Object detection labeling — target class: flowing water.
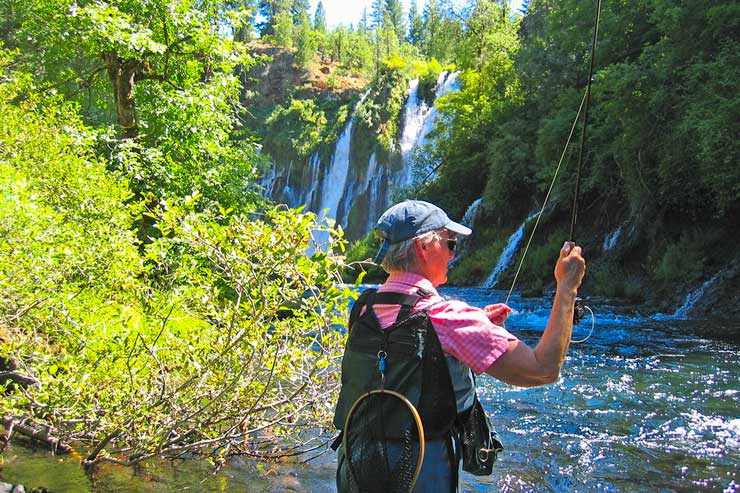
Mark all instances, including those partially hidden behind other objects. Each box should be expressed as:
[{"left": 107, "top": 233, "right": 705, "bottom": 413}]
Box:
[{"left": 2, "top": 288, "right": 739, "bottom": 492}]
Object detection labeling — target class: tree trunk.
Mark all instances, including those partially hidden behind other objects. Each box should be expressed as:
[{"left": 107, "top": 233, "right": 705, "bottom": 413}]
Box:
[{"left": 103, "top": 52, "right": 142, "bottom": 140}]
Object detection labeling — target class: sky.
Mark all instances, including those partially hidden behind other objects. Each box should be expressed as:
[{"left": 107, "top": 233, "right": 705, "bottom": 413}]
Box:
[{"left": 309, "top": 0, "right": 526, "bottom": 29}]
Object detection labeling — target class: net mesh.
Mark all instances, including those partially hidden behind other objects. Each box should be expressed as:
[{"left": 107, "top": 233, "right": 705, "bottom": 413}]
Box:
[{"left": 345, "top": 392, "right": 422, "bottom": 493}]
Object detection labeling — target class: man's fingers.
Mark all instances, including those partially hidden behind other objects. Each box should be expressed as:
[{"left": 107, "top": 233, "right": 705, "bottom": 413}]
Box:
[{"left": 561, "top": 241, "right": 574, "bottom": 258}]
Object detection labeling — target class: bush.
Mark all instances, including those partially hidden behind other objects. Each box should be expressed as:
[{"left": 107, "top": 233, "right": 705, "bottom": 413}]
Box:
[
  {"left": 591, "top": 262, "right": 644, "bottom": 301},
  {"left": 343, "top": 232, "right": 386, "bottom": 284},
  {"left": 652, "top": 235, "right": 705, "bottom": 285},
  {"left": 0, "top": 56, "right": 351, "bottom": 467}
]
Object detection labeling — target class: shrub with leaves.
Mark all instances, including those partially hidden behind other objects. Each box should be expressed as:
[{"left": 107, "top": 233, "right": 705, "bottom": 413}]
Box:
[{"left": 0, "top": 54, "right": 351, "bottom": 466}]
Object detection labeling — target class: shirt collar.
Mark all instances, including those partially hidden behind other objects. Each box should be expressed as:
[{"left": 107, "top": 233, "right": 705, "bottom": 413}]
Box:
[{"left": 383, "top": 271, "right": 439, "bottom": 296}]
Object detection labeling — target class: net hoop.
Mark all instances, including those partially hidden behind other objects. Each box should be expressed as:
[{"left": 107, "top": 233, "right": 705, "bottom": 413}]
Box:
[{"left": 343, "top": 389, "right": 426, "bottom": 491}]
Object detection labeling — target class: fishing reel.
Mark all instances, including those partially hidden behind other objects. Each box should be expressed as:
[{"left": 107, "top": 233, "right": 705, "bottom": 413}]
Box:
[
  {"left": 573, "top": 297, "right": 585, "bottom": 325},
  {"left": 571, "top": 297, "right": 595, "bottom": 344}
]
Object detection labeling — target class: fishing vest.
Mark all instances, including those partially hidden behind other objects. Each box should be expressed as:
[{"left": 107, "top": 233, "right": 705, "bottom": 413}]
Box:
[{"left": 333, "top": 288, "right": 459, "bottom": 440}]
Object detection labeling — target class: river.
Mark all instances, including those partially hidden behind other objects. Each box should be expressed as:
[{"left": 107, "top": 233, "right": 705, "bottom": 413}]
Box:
[{"left": 2, "top": 288, "right": 738, "bottom": 492}]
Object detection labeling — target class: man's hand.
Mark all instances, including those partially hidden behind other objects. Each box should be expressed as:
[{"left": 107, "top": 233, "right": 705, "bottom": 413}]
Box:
[
  {"left": 483, "top": 303, "right": 512, "bottom": 325},
  {"left": 554, "top": 241, "right": 585, "bottom": 294}
]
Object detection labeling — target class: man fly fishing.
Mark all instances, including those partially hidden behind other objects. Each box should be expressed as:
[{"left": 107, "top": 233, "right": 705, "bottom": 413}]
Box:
[{"left": 332, "top": 200, "right": 586, "bottom": 492}]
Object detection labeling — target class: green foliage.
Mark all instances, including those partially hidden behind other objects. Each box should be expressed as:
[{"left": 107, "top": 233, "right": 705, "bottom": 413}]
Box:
[
  {"left": 413, "top": 58, "right": 443, "bottom": 103},
  {"left": 679, "top": 41, "right": 740, "bottom": 213},
  {"left": 272, "top": 10, "right": 294, "bottom": 47},
  {"left": 591, "top": 262, "right": 644, "bottom": 301},
  {"left": 507, "top": 228, "right": 567, "bottom": 296},
  {"left": 314, "top": 1, "right": 327, "bottom": 33},
  {"left": 266, "top": 98, "right": 351, "bottom": 158},
  {"left": 419, "top": 0, "right": 465, "bottom": 63},
  {"left": 447, "top": 240, "right": 507, "bottom": 286},
  {"left": 354, "top": 63, "right": 409, "bottom": 150},
  {"left": 117, "top": 72, "right": 264, "bottom": 213},
  {"left": 0, "top": 40, "right": 351, "bottom": 466},
  {"left": 652, "top": 235, "right": 706, "bottom": 286},
  {"left": 295, "top": 13, "right": 319, "bottom": 68},
  {"left": 343, "top": 232, "right": 385, "bottom": 283},
  {"left": 420, "top": 0, "right": 737, "bottom": 299},
  {"left": 0, "top": 61, "right": 140, "bottom": 309}
]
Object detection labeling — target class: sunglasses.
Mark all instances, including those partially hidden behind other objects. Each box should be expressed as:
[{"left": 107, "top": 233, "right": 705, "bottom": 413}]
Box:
[{"left": 445, "top": 239, "right": 457, "bottom": 253}]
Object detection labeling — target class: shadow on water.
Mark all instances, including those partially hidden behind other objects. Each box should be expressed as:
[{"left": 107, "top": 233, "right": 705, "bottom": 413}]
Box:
[{"left": 2, "top": 288, "right": 739, "bottom": 492}]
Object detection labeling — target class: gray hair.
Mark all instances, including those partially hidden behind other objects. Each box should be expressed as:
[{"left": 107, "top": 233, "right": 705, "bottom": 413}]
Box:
[{"left": 380, "top": 230, "right": 442, "bottom": 273}]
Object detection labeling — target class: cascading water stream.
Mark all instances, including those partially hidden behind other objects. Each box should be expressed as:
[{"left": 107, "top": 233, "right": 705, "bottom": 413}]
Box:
[
  {"left": 483, "top": 212, "right": 537, "bottom": 289},
  {"left": 304, "top": 152, "right": 321, "bottom": 209},
  {"left": 602, "top": 224, "right": 622, "bottom": 252},
  {"left": 415, "top": 71, "right": 459, "bottom": 153},
  {"left": 449, "top": 197, "right": 482, "bottom": 269},
  {"left": 306, "top": 92, "right": 369, "bottom": 252},
  {"left": 272, "top": 73, "right": 461, "bottom": 243},
  {"left": 318, "top": 96, "right": 366, "bottom": 224},
  {"left": 398, "top": 71, "right": 460, "bottom": 188},
  {"left": 672, "top": 272, "right": 722, "bottom": 319}
]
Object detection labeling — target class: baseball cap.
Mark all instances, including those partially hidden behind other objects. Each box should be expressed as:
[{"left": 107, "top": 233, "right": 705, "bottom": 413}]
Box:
[{"left": 374, "top": 200, "right": 472, "bottom": 263}]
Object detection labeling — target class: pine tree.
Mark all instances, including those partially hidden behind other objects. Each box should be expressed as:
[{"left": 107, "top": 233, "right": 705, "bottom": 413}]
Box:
[
  {"left": 358, "top": 7, "right": 369, "bottom": 35},
  {"left": 408, "top": 0, "right": 423, "bottom": 45},
  {"left": 291, "top": 0, "right": 311, "bottom": 24},
  {"left": 314, "top": 1, "right": 327, "bottom": 32},
  {"left": 370, "top": 0, "right": 385, "bottom": 29},
  {"left": 384, "top": 0, "right": 405, "bottom": 42}
]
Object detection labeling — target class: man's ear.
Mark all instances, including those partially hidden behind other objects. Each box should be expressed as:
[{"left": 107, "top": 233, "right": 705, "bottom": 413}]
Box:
[{"left": 413, "top": 238, "right": 427, "bottom": 258}]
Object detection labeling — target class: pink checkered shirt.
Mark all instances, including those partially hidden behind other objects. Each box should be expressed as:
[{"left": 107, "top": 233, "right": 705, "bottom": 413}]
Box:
[{"left": 361, "top": 272, "right": 517, "bottom": 375}]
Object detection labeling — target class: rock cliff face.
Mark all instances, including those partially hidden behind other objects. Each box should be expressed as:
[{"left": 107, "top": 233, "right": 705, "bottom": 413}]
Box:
[{"left": 243, "top": 47, "right": 458, "bottom": 242}]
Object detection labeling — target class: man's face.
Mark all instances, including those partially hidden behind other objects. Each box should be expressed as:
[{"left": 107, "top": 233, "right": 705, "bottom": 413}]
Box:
[{"left": 419, "top": 229, "right": 457, "bottom": 286}]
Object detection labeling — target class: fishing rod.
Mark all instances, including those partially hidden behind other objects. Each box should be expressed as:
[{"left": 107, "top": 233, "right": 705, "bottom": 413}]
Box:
[
  {"left": 569, "top": 0, "right": 601, "bottom": 337},
  {"left": 504, "top": 0, "right": 602, "bottom": 342}
]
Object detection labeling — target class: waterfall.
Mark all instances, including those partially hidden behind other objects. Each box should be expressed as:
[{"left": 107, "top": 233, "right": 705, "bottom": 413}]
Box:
[
  {"left": 415, "top": 71, "right": 459, "bottom": 153},
  {"left": 449, "top": 197, "right": 482, "bottom": 269},
  {"left": 318, "top": 115, "right": 355, "bottom": 223},
  {"left": 398, "top": 71, "right": 460, "bottom": 188},
  {"left": 364, "top": 153, "right": 381, "bottom": 232},
  {"left": 308, "top": 93, "right": 369, "bottom": 251},
  {"left": 398, "top": 78, "right": 431, "bottom": 188},
  {"left": 603, "top": 225, "right": 622, "bottom": 252},
  {"left": 462, "top": 197, "right": 483, "bottom": 226},
  {"left": 303, "top": 152, "right": 321, "bottom": 209},
  {"left": 271, "top": 71, "right": 462, "bottom": 243},
  {"left": 483, "top": 212, "right": 537, "bottom": 289},
  {"left": 673, "top": 273, "right": 721, "bottom": 319}
]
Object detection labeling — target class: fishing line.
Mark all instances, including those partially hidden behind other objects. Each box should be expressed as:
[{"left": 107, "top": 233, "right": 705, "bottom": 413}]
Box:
[
  {"left": 570, "top": 305, "right": 595, "bottom": 343},
  {"left": 504, "top": 88, "right": 588, "bottom": 307}
]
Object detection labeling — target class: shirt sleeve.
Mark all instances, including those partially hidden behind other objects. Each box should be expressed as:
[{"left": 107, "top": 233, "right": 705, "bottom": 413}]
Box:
[{"left": 425, "top": 299, "right": 518, "bottom": 375}]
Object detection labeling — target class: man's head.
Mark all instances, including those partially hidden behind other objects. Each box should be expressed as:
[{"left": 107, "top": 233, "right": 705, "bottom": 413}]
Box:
[{"left": 374, "top": 200, "right": 471, "bottom": 285}]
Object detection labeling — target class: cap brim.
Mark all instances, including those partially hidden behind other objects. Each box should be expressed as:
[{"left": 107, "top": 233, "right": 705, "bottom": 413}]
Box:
[
  {"left": 373, "top": 239, "right": 390, "bottom": 264},
  {"left": 445, "top": 221, "right": 472, "bottom": 236}
]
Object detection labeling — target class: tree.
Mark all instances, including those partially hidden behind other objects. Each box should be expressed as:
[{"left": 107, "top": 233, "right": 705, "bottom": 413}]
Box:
[
  {"left": 358, "top": 7, "right": 370, "bottom": 35},
  {"left": 0, "top": 29, "right": 351, "bottom": 469},
  {"left": 273, "top": 9, "right": 295, "bottom": 46},
  {"left": 408, "top": 0, "right": 424, "bottom": 46},
  {"left": 314, "top": 0, "right": 327, "bottom": 32},
  {"left": 291, "top": 0, "right": 311, "bottom": 23},
  {"left": 371, "top": 0, "right": 385, "bottom": 29},
  {"left": 384, "top": 0, "right": 406, "bottom": 42},
  {"left": 257, "top": 0, "right": 292, "bottom": 36},
  {"left": 295, "top": 8, "right": 317, "bottom": 67}
]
